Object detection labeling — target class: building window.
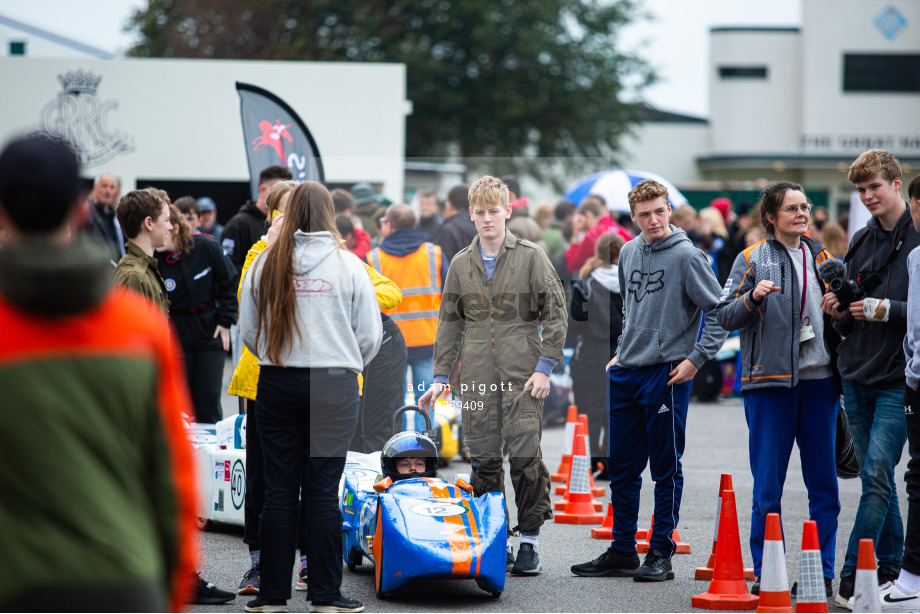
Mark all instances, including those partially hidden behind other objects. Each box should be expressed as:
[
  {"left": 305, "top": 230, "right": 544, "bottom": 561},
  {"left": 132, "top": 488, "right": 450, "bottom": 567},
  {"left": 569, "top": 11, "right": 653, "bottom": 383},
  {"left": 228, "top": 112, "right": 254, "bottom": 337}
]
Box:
[
  {"left": 843, "top": 54, "right": 920, "bottom": 92},
  {"left": 9, "top": 41, "right": 26, "bottom": 56},
  {"left": 718, "top": 66, "right": 768, "bottom": 79}
]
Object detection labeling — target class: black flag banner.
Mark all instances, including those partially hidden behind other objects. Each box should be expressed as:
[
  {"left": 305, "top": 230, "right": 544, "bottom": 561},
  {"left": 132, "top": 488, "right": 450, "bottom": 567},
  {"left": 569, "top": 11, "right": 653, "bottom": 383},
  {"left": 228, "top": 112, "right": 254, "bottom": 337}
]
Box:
[{"left": 236, "top": 82, "right": 324, "bottom": 200}]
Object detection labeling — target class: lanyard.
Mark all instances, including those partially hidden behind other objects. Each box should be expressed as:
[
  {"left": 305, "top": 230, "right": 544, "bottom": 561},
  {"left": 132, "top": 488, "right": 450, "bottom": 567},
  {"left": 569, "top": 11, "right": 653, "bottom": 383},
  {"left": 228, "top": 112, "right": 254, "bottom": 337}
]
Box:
[{"left": 799, "top": 244, "right": 807, "bottom": 321}]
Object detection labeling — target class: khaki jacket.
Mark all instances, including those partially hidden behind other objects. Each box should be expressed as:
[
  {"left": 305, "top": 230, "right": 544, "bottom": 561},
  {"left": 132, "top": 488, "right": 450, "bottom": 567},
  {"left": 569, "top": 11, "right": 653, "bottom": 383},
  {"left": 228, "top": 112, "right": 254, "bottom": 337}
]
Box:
[
  {"left": 114, "top": 241, "right": 169, "bottom": 312},
  {"left": 434, "top": 230, "right": 566, "bottom": 386}
]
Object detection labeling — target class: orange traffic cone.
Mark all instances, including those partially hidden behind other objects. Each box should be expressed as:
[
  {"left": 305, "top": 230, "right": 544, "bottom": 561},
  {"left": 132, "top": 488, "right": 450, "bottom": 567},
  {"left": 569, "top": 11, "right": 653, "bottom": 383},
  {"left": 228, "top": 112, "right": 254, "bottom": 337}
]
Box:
[
  {"left": 635, "top": 516, "right": 691, "bottom": 554},
  {"left": 851, "top": 539, "right": 881, "bottom": 613},
  {"left": 673, "top": 528, "right": 692, "bottom": 555},
  {"left": 555, "top": 423, "right": 603, "bottom": 512},
  {"left": 591, "top": 502, "right": 614, "bottom": 539},
  {"left": 691, "top": 489, "right": 759, "bottom": 610},
  {"left": 696, "top": 474, "right": 755, "bottom": 581},
  {"left": 756, "top": 513, "right": 793, "bottom": 613},
  {"left": 554, "top": 429, "right": 604, "bottom": 524},
  {"left": 637, "top": 516, "right": 654, "bottom": 553},
  {"left": 795, "top": 521, "right": 828, "bottom": 613},
  {"left": 551, "top": 405, "right": 578, "bottom": 482}
]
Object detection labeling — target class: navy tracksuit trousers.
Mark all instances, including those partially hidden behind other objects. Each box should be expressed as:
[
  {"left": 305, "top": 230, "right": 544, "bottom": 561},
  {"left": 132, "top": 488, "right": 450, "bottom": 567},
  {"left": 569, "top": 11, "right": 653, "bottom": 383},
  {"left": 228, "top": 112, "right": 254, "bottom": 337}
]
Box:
[
  {"left": 607, "top": 362, "right": 691, "bottom": 558},
  {"left": 744, "top": 377, "right": 839, "bottom": 578}
]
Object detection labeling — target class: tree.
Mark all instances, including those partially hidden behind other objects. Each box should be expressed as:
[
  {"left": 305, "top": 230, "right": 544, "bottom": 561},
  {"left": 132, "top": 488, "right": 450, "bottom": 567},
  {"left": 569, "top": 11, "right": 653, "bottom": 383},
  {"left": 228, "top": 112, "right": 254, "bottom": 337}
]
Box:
[{"left": 128, "top": 0, "right": 654, "bottom": 182}]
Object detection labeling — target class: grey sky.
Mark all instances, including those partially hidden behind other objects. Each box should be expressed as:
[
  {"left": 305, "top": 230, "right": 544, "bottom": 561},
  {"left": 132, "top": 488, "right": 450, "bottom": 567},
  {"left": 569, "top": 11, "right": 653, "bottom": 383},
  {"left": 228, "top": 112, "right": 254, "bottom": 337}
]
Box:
[{"left": 2, "top": 0, "right": 801, "bottom": 118}]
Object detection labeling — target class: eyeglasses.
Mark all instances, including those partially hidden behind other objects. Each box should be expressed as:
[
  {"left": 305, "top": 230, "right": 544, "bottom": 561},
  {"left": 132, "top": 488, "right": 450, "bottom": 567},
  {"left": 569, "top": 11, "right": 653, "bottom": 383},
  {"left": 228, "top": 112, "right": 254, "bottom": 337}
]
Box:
[
  {"left": 781, "top": 203, "right": 812, "bottom": 215},
  {"left": 377, "top": 217, "right": 387, "bottom": 225}
]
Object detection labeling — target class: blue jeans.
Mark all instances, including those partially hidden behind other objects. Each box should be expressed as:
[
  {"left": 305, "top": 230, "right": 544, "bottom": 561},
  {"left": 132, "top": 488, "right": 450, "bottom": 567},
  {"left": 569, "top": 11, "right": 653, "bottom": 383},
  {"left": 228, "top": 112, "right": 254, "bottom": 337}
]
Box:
[
  {"left": 840, "top": 381, "right": 907, "bottom": 579},
  {"left": 744, "top": 378, "right": 840, "bottom": 578},
  {"left": 403, "top": 356, "right": 434, "bottom": 430},
  {"left": 406, "top": 355, "right": 434, "bottom": 398}
]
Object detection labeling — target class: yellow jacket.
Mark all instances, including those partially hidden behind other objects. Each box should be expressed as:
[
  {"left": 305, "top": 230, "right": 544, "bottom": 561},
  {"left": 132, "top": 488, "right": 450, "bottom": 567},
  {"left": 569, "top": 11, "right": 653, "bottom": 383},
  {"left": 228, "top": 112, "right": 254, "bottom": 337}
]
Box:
[{"left": 227, "top": 238, "right": 401, "bottom": 400}]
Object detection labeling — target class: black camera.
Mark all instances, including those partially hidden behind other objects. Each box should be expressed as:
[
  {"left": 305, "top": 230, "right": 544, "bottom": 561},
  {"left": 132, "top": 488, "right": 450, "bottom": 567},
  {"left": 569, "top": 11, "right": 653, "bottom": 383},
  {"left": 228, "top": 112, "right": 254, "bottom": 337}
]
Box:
[
  {"left": 827, "top": 277, "right": 866, "bottom": 312},
  {"left": 818, "top": 258, "right": 867, "bottom": 313}
]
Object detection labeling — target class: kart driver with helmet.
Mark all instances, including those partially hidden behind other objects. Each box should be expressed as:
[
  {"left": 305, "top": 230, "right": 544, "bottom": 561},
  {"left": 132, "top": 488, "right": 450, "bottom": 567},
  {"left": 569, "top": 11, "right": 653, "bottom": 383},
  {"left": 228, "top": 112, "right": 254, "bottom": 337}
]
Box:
[{"left": 380, "top": 432, "right": 440, "bottom": 481}]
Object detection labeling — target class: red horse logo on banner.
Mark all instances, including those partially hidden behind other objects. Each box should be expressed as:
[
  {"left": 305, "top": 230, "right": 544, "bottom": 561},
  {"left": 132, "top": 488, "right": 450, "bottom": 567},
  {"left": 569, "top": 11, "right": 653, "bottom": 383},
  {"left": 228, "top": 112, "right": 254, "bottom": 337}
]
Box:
[{"left": 251, "top": 119, "right": 293, "bottom": 162}]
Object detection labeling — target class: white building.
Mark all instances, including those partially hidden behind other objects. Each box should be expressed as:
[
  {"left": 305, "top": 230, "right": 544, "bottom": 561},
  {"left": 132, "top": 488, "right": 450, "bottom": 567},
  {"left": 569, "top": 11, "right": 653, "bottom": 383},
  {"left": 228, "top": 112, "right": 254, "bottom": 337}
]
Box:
[
  {"left": 621, "top": 0, "right": 920, "bottom": 216},
  {"left": 0, "top": 13, "right": 411, "bottom": 221}
]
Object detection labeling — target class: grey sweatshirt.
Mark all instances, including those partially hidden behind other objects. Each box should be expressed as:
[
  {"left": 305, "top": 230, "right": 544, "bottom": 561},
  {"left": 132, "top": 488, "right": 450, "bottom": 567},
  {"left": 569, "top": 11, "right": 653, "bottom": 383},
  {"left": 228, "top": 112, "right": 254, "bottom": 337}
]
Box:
[
  {"left": 240, "top": 230, "right": 382, "bottom": 372},
  {"left": 616, "top": 226, "right": 728, "bottom": 368}
]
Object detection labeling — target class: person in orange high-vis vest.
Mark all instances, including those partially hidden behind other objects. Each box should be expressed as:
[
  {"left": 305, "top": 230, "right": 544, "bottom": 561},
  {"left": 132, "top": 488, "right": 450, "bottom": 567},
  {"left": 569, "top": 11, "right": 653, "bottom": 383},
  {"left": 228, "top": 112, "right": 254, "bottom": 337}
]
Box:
[{"left": 368, "top": 204, "right": 449, "bottom": 411}]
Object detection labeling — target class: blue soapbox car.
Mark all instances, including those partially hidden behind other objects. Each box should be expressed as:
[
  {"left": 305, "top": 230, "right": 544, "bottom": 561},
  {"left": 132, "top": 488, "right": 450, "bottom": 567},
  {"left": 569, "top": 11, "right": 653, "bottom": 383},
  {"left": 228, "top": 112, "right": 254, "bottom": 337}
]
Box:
[{"left": 340, "top": 406, "right": 507, "bottom": 598}]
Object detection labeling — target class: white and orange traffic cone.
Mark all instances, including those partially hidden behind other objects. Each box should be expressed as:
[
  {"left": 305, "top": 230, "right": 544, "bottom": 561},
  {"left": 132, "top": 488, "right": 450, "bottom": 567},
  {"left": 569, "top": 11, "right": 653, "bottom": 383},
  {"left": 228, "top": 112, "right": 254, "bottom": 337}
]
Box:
[
  {"left": 551, "top": 405, "right": 578, "bottom": 482},
  {"left": 794, "top": 520, "right": 827, "bottom": 613},
  {"left": 852, "top": 539, "right": 881, "bottom": 613},
  {"left": 556, "top": 416, "right": 605, "bottom": 497},
  {"left": 554, "top": 428, "right": 604, "bottom": 524},
  {"left": 555, "top": 422, "right": 603, "bottom": 512},
  {"left": 578, "top": 414, "right": 606, "bottom": 497},
  {"left": 696, "top": 474, "right": 755, "bottom": 581},
  {"left": 756, "top": 513, "right": 793, "bottom": 613}
]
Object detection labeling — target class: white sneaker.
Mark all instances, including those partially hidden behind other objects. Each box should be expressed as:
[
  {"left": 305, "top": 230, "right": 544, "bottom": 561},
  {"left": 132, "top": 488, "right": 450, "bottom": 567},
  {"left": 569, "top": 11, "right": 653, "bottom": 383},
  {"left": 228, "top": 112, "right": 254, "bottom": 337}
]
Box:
[{"left": 881, "top": 581, "right": 920, "bottom": 613}]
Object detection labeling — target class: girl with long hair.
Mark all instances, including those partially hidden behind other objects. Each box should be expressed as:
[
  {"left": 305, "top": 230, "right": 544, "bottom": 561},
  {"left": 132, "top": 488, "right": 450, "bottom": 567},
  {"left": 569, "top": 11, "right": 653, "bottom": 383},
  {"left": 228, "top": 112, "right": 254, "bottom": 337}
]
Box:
[{"left": 239, "top": 181, "right": 381, "bottom": 613}]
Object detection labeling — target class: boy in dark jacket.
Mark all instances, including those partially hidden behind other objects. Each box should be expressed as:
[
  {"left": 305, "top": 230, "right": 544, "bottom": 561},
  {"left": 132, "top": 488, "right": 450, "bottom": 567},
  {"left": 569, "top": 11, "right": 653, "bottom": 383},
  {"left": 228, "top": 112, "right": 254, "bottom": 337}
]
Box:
[{"left": 820, "top": 149, "right": 920, "bottom": 607}]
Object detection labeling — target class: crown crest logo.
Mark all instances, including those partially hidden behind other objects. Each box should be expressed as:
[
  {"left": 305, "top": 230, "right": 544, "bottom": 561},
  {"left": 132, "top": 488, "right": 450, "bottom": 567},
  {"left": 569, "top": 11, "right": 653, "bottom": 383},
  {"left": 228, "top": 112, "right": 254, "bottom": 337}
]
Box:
[{"left": 57, "top": 69, "right": 102, "bottom": 94}]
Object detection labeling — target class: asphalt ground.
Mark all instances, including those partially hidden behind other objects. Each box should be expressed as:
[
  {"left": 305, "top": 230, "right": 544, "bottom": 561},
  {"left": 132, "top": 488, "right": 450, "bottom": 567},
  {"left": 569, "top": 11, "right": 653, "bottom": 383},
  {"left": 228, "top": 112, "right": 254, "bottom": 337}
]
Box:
[{"left": 192, "top": 359, "right": 909, "bottom": 613}]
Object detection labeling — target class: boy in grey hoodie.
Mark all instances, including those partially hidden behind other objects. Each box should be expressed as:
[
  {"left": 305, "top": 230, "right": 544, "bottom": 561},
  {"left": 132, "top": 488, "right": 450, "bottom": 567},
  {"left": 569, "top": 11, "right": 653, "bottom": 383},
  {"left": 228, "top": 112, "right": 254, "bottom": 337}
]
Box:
[{"left": 572, "top": 180, "right": 727, "bottom": 582}]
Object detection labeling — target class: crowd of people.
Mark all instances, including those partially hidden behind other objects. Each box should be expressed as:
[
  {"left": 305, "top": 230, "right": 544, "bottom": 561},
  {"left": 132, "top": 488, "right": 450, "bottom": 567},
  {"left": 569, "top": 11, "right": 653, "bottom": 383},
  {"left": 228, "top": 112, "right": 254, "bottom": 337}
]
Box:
[{"left": 3, "top": 133, "right": 920, "bottom": 614}]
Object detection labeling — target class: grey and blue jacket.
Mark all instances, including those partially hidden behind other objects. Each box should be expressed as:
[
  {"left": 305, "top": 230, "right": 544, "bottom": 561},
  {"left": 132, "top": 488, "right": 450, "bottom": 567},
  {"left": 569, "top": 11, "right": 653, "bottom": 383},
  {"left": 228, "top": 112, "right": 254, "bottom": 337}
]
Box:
[{"left": 714, "top": 235, "right": 840, "bottom": 392}]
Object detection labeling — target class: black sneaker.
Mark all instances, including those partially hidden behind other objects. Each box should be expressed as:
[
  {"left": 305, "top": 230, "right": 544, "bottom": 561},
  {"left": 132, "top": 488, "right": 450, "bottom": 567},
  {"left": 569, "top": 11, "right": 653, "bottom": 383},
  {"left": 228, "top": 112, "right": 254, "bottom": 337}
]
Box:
[
  {"left": 790, "top": 576, "right": 833, "bottom": 598},
  {"left": 633, "top": 547, "right": 674, "bottom": 582},
  {"left": 880, "top": 569, "right": 901, "bottom": 585},
  {"left": 506, "top": 545, "right": 515, "bottom": 572},
  {"left": 245, "top": 597, "right": 288, "bottom": 613},
  {"left": 309, "top": 595, "right": 365, "bottom": 613},
  {"left": 835, "top": 574, "right": 854, "bottom": 609},
  {"left": 195, "top": 576, "right": 236, "bottom": 605},
  {"left": 510, "top": 543, "right": 543, "bottom": 575},
  {"left": 751, "top": 577, "right": 760, "bottom": 595},
  {"left": 571, "top": 545, "right": 640, "bottom": 577},
  {"left": 239, "top": 565, "right": 260, "bottom": 595}
]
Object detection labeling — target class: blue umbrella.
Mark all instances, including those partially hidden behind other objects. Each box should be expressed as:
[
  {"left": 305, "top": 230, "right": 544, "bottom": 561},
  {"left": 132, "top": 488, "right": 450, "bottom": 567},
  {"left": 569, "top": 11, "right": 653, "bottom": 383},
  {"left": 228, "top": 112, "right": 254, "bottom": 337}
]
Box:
[{"left": 565, "top": 169, "right": 689, "bottom": 213}]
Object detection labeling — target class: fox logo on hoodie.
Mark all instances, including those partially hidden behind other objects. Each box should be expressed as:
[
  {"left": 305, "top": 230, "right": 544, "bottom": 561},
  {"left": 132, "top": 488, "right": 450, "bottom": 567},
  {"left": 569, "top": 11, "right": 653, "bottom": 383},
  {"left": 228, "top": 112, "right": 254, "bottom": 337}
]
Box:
[{"left": 628, "top": 270, "right": 664, "bottom": 303}]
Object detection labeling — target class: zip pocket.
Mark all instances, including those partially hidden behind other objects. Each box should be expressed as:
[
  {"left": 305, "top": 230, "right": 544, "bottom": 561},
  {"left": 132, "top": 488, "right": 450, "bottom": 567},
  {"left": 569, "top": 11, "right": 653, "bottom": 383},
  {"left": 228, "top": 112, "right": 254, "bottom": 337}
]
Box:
[{"left": 749, "top": 331, "right": 757, "bottom": 374}]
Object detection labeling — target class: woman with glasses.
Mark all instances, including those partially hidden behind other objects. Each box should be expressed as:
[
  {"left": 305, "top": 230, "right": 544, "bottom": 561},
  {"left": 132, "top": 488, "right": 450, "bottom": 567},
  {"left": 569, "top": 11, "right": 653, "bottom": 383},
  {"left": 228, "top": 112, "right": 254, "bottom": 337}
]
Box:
[{"left": 714, "top": 181, "right": 841, "bottom": 596}]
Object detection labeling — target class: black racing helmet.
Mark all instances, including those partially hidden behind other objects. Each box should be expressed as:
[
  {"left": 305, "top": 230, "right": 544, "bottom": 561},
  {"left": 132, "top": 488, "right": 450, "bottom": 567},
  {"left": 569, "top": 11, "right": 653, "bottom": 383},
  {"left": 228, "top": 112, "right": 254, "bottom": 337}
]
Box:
[{"left": 380, "top": 431, "right": 439, "bottom": 481}]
